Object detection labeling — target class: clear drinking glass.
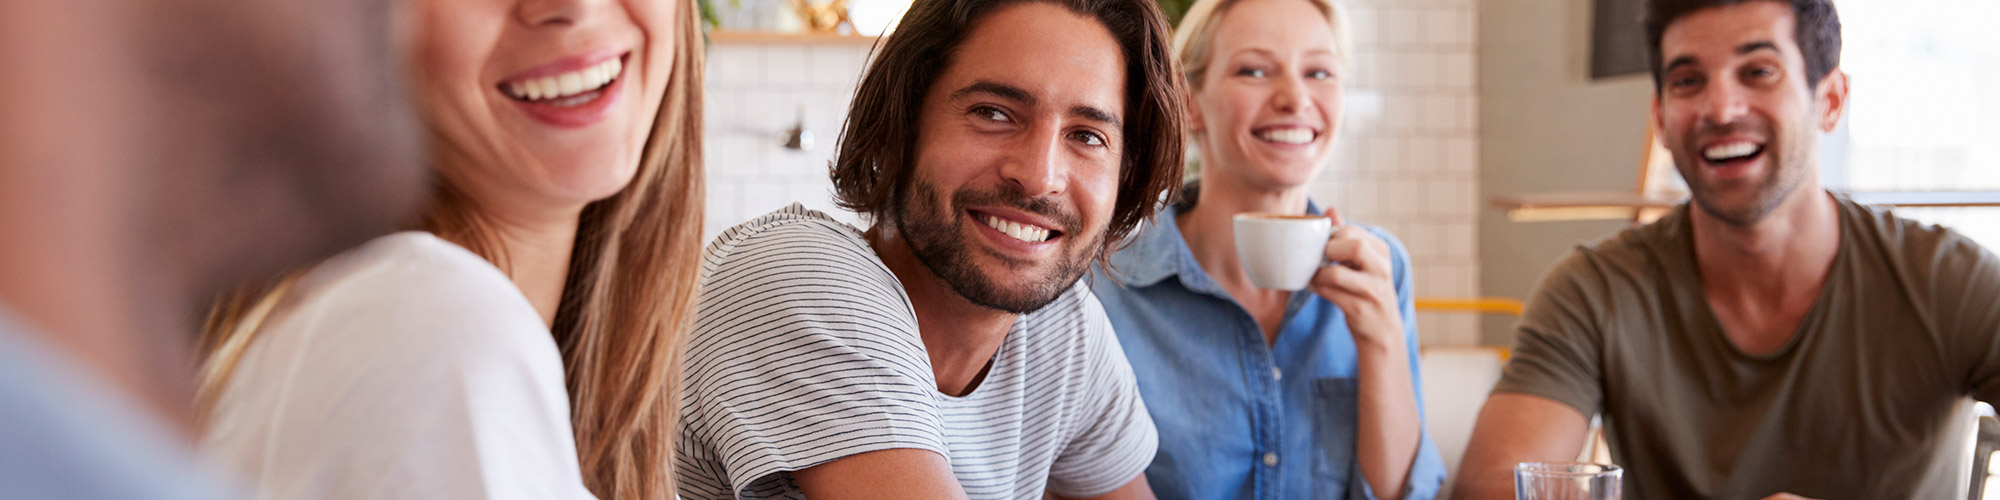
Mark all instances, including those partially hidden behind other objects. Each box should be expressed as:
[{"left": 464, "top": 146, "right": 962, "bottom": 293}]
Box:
[{"left": 1514, "top": 462, "right": 1622, "bottom": 500}]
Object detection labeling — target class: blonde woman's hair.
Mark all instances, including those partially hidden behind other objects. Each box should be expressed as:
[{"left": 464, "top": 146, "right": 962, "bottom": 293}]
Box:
[
  {"left": 199, "top": 0, "right": 705, "bottom": 498},
  {"left": 1171, "top": 0, "right": 1351, "bottom": 91}
]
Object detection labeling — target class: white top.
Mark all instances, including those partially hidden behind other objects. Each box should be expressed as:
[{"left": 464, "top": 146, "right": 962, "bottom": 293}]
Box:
[
  {"left": 677, "top": 205, "right": 1157, "bottom": 500},
  {"left": 203, "top": 232, "right": 597, "bottom": 500}
]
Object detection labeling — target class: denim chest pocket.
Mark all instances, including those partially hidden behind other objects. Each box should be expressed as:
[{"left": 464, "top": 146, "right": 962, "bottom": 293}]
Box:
[
  {"left": 1304, "top": 376, "right": 1368, "bottom": 488},
  {"left": 1311, "top": 377, "right": 1359, "bottom": 483}
]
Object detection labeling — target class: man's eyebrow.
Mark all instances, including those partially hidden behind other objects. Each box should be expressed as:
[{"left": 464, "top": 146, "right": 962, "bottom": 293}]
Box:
[
  {"left": 952, "top": 80, "right": 1121, "bottom": 132},
  {"left": 1737, "top": 40, "right": 1778, "bottom": 56},
  {"left": 951, "top": 81, "right": 1037, "bottom": 106},
  {"left": 1664, "top": 40, "right": 1781, "bottom": 74},
  {"left": 1664, "top": 55, "right": 1698, "bottom": 75},
  {"left": 1069, "top": 105, "right": 1122, "bottom": 133}
]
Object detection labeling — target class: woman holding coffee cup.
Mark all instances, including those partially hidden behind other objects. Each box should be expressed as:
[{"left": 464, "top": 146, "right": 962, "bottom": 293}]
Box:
[{"left": 1088, "top": 0, "right": 1444, "bottom": 497}]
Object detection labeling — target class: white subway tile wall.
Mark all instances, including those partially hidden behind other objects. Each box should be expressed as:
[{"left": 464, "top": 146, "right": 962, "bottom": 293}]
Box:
[
  {"left": 702, "top": 41, "right": 869, "bottom": 237},
  {"left": 702, "top": 0, "right": 1483, "bottom": 345}
]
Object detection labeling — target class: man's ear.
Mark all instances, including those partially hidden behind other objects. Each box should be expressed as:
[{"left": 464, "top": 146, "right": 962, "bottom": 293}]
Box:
[
  {"left": 1651, "top": 94, "right": 1666, "bottom": 139},
  {"left": 1815, "top": 68, "right": 1850, "bottom": 133}
]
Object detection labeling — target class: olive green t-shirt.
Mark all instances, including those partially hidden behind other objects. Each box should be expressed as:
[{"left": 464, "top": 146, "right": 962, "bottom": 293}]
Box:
[{"left": 1495, "top": 193, "right": 2000, "bottom": 499}]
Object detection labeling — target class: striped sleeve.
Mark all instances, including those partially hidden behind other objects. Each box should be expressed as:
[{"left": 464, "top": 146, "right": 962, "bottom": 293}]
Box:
[
  {"left": 1044, "top": 291, "right": 1158, "bottom": 497},
  {"left": 680, "top": 210, "right": 949, "bottom": 498}
]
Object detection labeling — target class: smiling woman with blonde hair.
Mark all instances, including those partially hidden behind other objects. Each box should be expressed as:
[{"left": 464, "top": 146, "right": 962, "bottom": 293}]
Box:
[
  {"left": 195, "top": 0, "right": 705, "bottom": 498},
  {"left": 1088, "top": 0, "right": 1446, "bottom": 498}
]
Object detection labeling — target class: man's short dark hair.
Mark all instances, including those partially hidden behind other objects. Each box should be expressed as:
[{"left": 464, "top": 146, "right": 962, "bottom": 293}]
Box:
[
  {"left": 828, "top": 0, "right": 1188, "bottom": 258},
  {"left": 1644, "top": 0, "right": 1841, "bottom": 92}
]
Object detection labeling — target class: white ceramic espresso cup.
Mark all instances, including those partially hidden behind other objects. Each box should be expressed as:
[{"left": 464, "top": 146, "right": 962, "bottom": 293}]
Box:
[{"left": 1232, "top": 213, "right": 1335, "bottom": 291}]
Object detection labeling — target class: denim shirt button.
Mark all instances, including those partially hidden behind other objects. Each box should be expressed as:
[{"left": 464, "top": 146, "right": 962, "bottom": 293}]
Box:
[
  {"left": 1271, "top": 367, "right": 1282, "bottom": 381},
  {"left": 1262, "top": 452, "right": 1279, "bottom": 467}
]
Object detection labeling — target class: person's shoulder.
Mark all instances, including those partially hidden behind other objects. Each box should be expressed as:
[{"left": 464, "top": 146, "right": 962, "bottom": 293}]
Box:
[
  {"left": 278, "top": 232, "right": 549, "bottom": 364},
  {"left": 697, "top": 204, "right": 903, "bottom": 315},
  {"left": 690, "top": 206, "right": 920, "bottom": 370},
  {"left": 1845, "top": 199, "right": 2000, "bottom": 282},
  {"left": 1589, "top": 210, "right": 1682, "bottom": 261},
  {"left": 700, "top": 204, "right": 894, "bottom": 288},
  {"left": 1534, "top": 207, "right": 1692, "bottom": 289},
  {"left": 306, "top": 231, "right": 522, "bottom": 300},
  {"left": 1847, "top": 197, "right": 1975, "bottom": 253},
  {"left": 705, "top": 203, "right": 871, "bottom": 264}
]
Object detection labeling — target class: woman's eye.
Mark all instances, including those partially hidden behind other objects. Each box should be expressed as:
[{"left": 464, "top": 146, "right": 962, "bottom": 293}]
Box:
[
  {"left": 1235, "top": 67, "right": 1267, "bottom": 78},
  {"left": 1306, "top": 69, "right": 1334, "bottom": 80},
  {"left": 1070, "top": 130, "right": 1106, "bottom": 147},
  {"left": 972, "top": 106, "right": 1011, "bottom": 123}
]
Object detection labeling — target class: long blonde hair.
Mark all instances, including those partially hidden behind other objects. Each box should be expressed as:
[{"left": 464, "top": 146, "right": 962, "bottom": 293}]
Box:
[{"left": 199, "top": 0, "right": 705, "bottom": 498}]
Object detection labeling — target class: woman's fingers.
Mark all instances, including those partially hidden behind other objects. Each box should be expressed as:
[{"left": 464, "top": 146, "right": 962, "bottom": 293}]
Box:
[{"left": 1323, "top": 226, "right": 1391, "bottom": 276}]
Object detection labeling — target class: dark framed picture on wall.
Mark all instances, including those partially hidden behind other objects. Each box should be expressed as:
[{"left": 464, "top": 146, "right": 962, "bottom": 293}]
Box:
[{"left": 1591, "top": 0, "right": 1648, "bottom": 79}]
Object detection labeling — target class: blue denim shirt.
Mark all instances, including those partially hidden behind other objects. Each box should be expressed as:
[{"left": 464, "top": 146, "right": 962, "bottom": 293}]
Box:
[{"left": 1088, "top": 201, "right": 1445, "bottom": 500}]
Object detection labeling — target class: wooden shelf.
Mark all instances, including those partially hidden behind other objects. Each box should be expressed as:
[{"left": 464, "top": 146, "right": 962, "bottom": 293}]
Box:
[
  {"left": 708, "top": 30, "right": 880, "bottom": 45},
  {"left": 1494, "top": 191, "right": 2000, "bottom": 222},
  {"left": 1490, "top": 192, "right": 1678, "bottom": 222}
]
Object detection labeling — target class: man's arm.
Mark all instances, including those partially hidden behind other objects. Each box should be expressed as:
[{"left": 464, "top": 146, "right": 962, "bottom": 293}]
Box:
[
  {"left": 1449, "top": 393, "right": 1590, "bottom": 500},
  {"left": 794, "top": 449, "right": 970, "bottom": 500},
  {"left": 1049, "top": 475, "right": 1154, "bottom": 500}
]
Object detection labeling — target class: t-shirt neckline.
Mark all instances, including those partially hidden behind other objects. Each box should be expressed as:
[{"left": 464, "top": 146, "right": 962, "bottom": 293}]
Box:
[{"left": 1671, "top": 193, "right": 1853, "bottom": 361}]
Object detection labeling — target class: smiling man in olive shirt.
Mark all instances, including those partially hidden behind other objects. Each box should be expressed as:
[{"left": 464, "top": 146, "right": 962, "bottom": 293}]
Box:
[{"left": 1452, "top": 1, "right": 2000, "bottom": 499}]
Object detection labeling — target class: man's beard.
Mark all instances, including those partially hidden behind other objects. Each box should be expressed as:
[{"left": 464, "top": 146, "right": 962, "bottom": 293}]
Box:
[
  {"left": 894, "top": 179, "right": 1096, "bottom": 314},
  {"left": 1672, "top": 116, "right": 1814, "bottom": 227}
]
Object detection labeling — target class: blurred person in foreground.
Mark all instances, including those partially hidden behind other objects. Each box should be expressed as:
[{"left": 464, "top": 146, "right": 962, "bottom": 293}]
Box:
[
  {"left": 1453, "top": 1, "right": 2000, "bottom": 498},
  {"left": 0, "top": 0, "right": 424, "bottom": 497},
  {"left": 1087, "top": 0, "right": 1442, "bottom": 498}
]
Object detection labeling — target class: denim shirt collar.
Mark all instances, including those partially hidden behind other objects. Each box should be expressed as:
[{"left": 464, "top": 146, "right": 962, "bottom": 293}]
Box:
[{"left": 1106, "top": 198, "right": 1324, "bottom": 297}]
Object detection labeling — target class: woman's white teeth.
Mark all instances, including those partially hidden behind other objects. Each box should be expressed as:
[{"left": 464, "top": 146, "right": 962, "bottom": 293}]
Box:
[
  {"left": 984, "top": 215, "right": 1051, "bottom": 243},
  {"left": 505, "top": 58, "right": 622, "bottom": 102},
  {"left": 1256, "top": 128, "right": 1315, "bottom": 145},
  {"left": 1703, "top": 142, "right": 1760, "bottom": 162}
]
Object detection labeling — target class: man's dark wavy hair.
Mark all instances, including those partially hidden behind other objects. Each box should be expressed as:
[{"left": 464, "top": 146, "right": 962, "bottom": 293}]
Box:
[{"left": 1644, "top": 0, "right": 1841, "bottom": 92}]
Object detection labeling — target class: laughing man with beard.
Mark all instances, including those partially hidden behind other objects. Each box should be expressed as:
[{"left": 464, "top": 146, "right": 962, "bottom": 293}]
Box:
[{"left": 1452, "top": 1, "right": 2000, "bottom": 499}]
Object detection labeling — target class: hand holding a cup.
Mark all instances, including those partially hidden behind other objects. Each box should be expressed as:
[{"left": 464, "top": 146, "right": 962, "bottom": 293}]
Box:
[
  {"left": 1305, "top": 208, "right": 1404, "bottom": 347},
  {"left": 1230, "top": 208, "right": 1405, "bottom": 346}
]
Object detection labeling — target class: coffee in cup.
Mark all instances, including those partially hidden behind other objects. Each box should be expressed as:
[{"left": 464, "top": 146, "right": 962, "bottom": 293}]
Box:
[{"left": 1232, "top": 212, "right": 1335, "bottom": 291}]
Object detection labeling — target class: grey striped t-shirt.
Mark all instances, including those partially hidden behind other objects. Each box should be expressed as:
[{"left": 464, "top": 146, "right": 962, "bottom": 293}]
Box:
[{"left": 678, "top": 204, "right": 1157, "bottom": 500}]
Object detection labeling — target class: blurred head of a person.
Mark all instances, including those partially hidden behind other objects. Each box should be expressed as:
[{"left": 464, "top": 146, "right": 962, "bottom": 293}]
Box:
[
  {"left": 830, "top": 0, "right": 1186, "bottom": 314},
  {"left": 1646, "top": 0, "right": 1847, "bottom": 226},
  {"left": 0, "top": 0, "right": 424, "bottom": 424},
  {"left": 1176, "top": 0, "right": 1351, "bottom": 197}
]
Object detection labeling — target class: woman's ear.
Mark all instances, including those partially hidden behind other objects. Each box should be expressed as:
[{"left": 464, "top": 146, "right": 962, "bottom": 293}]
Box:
[{"left": 1186, "top": 88, "right": 1206, "bottom": 136}]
